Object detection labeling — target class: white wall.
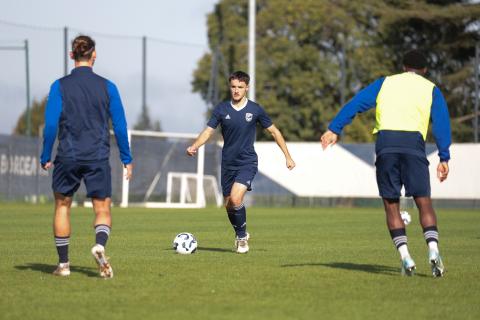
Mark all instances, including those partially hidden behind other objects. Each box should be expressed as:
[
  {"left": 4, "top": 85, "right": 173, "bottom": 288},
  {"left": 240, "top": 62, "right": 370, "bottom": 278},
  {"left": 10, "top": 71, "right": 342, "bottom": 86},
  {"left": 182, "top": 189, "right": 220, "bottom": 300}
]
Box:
[
  {"left": 255, "top": 142, "right": 480, "bottom": 199},
  {"left": 428, "top": 144, "right": 480, "bottom": 199}
]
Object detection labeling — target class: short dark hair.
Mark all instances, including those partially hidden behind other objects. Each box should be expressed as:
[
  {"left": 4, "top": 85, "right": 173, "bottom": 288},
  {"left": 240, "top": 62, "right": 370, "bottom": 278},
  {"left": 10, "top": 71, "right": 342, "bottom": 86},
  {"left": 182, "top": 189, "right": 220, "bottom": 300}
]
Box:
[
  {"left": 229, "top": 71, "right": 250, "bottom": 85},
  {"left": 71, "top": 35, "right": 95, "bottom": 61},
  {"left": 402, "top": 50, "right": 427, "bottom": 70}
]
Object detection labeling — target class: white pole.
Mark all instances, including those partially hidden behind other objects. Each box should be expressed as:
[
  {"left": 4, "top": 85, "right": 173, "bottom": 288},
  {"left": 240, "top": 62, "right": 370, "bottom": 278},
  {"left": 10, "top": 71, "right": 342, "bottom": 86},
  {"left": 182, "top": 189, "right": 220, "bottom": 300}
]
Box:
[
  {"left": 196, "top": 145, "right": 205, "bottom": 207},
  {"left": 474, "top": 43, "right": 479, "bottom": 143},
  {"left": 120, "top": 130, "right": 132, "bottom": 208},
  {"left": 180, "top": 175, "right": 187, "bottom": 204},
  {"left": 166, "top": 173, "right": 173, "bottom": 203},
  {"left": 248, "top": 0, "right": 256, "bottom": 101}
]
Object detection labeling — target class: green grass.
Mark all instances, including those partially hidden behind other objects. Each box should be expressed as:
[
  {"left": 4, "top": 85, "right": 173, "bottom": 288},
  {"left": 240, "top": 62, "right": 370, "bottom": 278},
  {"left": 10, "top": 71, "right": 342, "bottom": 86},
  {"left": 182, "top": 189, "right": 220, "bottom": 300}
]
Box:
[{"left": 0, "top": 204, "right": 479, "bottom": 320}]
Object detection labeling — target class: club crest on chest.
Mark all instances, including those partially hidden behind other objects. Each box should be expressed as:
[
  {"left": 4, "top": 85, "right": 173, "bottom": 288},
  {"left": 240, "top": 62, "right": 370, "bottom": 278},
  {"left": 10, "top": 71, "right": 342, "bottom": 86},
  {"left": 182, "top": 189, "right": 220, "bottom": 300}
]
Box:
[{"left": 245, "top": 113, "right": 253, "bottom": 122}]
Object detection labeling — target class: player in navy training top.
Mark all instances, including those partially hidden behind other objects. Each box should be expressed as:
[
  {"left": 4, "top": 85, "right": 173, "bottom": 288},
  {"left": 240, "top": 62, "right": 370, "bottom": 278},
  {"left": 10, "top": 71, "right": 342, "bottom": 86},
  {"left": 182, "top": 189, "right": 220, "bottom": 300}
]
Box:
[
  {"left": 321, "top": 50, "right": 451, "bottom": 277},
  {"left": 40, "top": 35, "right": 133, "bottom": 278},
  {"left": 187, "top": 71, "right": 295, "bottom": 253}
]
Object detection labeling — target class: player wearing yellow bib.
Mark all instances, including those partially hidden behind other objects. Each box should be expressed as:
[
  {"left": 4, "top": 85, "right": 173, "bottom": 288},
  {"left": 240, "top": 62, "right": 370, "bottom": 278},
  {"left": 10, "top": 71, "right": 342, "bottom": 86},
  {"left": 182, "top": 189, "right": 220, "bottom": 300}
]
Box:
[{"left": 321, "top": 50, "right": 451, "bottom": 277}]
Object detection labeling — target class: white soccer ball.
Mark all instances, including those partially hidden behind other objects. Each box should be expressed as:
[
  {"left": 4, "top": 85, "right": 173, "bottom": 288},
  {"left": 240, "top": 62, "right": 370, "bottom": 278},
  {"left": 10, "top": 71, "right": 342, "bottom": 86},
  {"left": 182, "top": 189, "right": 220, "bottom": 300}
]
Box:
[
  {"left": 400, "top": 211, "right": 412, "bottom": 225},
  {"left": 173, "top": 232, "right": 198, "bottom": 254}
]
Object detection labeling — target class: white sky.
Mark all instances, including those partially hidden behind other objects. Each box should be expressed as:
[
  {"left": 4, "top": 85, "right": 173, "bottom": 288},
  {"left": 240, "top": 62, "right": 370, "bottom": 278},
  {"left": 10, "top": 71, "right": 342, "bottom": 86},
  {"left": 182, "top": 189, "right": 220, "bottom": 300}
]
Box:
[{"left": 0, "top": 0, "right": 219, "bottom": 134}]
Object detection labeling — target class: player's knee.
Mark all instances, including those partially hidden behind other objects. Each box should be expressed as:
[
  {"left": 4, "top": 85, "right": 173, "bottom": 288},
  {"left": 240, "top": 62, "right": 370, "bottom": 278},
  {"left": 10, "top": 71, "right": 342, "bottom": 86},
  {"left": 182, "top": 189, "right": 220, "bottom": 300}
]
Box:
[
  {"left": 414, "top": 196, "right": 433, "bottom": 211},
  {"left": 229, "top": 196, "right": 243, "bottom": 208},
  {"left": 55, "top": 196, "right": 72, "bottom": 208},
  {"left": 94, "top": 207, "right": 111, "bottom": 217}
]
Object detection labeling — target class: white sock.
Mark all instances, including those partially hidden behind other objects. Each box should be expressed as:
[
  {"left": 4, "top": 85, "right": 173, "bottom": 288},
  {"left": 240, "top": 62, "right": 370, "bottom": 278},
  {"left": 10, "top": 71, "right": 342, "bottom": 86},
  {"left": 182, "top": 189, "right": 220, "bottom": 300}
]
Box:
[
  {"left": 398, "top": 244, "right": 411, "bottom": 260},
  {"left": 428, "top": 241, "right": 439, "bottom": 253}
]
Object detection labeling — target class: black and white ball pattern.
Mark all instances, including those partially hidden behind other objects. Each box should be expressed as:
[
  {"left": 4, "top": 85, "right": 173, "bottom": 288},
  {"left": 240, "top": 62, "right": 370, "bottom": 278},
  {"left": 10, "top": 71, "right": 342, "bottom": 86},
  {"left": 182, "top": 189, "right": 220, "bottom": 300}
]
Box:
[{"left": 173, "top": 233, "right": 198, "bottom": 254}]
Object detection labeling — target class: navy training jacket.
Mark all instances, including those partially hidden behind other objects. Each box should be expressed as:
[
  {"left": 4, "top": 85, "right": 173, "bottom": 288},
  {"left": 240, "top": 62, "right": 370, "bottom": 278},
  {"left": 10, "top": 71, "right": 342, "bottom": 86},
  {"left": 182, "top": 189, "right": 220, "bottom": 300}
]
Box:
[{"left": 40, "top": 66, "right": 132, "bottom": 165}]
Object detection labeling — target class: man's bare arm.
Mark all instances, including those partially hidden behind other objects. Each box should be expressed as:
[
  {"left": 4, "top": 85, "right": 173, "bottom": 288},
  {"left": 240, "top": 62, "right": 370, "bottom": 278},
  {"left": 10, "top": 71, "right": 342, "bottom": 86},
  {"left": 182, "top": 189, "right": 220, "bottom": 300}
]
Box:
[
  {"left": 265, "top": 124, "right": 295, "bottom": 170},
  {"left": 186, "top": 127, "right": 215, "bottom": 156}
]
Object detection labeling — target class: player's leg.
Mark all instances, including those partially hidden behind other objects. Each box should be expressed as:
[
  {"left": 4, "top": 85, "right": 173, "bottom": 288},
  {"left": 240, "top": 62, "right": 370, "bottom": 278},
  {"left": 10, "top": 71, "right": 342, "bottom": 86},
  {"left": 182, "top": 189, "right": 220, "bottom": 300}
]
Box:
[
  {"left": 83, "top": 160, "right": 113, "bottom": 278},
  {"left": 52, "top": 192, "right": 73, "bottom": 276},
  {"left": 403, "top": 154, "right": 445, "bottom": 277},
  {"left": 414, "top": 196, "right": 445, "bottom": 277},
  {"left": 92, "top": 197, "right": 112, "bottom": 247},
  {"left": 414, "top": 197, "right": 438, "bottom": 250},
  {"left": 383, "top": 198, "right": 415, "bottom": 275},
  {"left": 90, "top": 197, "right": 113, "bottom": 278},
  {"left": 227, "top": 182, "right": 249, "bottom": 253},
  {"left": 51, "top": 160, "right": 81, "bottom": 276},
  {"left": 221, "top": 166, "right": 256, "bottom": 253},
  {"left": 228, "top": 167, "right": 257, "bottom": 253},
  {"left": 226, "top": 182, "right": 249, "bottom": 238},
  {"left": 376, "top": 153, "right": 415, "bottom": 275},
  {"left": 221, "top": 168, "right": 241, "bottom": 238}
]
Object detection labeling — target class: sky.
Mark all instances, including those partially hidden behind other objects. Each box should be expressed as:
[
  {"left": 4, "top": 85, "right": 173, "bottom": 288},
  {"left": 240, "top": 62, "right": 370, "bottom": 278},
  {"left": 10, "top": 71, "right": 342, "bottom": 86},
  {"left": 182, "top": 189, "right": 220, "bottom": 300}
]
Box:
[{"left": 0, "top": 0, "right": 219, "bottom": 135}]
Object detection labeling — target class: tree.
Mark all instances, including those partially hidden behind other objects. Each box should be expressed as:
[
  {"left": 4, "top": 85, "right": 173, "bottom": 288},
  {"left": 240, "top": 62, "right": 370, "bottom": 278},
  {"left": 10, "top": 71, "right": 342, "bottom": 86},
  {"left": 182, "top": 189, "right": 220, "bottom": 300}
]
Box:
[
  {"left": 192, "top": 0, "right": 480, "bottom": 142},
  {"left": 13, "top": 97, "right": 47, "bottom": 136}
]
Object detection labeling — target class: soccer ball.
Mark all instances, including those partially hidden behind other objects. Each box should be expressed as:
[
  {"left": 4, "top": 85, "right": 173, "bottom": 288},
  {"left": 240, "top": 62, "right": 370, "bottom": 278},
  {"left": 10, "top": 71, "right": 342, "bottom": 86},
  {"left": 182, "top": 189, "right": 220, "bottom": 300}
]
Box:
[
  {"left": 400, "top": 211, "right": 412, "bottom": 225},
  {"left": 173, "top": 233, "right": 198, "bottom": 254}
]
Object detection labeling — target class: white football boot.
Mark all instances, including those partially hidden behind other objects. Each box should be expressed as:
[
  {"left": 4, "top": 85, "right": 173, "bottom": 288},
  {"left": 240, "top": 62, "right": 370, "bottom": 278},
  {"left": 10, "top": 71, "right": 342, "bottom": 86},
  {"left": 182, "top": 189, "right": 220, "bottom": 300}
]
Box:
[
  {"left": 52, "top": 262, "right": 70, "bottom": 277},
  {"left": 91, "top": 244, "right": 113, "bottom": 279},
  {"left": 235, "top": 232, "right": 250, "bottom": 254},
  {"left": 401, "top": 256, "right": 416, "bottom": 276},
  {"left": 428, "top": 250, "right": 445, "bottom": 278}
]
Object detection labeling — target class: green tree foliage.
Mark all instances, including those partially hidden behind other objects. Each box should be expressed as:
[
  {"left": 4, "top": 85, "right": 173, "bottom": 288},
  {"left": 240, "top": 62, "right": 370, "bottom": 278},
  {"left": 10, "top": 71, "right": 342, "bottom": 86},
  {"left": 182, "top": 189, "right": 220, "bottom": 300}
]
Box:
[
  {"left": 13, "top": 97, "right": 46, "bottom": 136},
  {"left": 192, "top": 0, "right": 480, "bottom": 142}
]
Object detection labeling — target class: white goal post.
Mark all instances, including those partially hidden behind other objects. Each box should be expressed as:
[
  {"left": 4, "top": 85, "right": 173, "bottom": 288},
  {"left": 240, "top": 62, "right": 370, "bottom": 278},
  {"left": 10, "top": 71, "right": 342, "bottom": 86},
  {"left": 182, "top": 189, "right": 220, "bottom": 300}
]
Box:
[
  {"left": 116, "top": 129, "right": 221, "bottom": 208},
  {"left": 165, "top": 172, "right": 223, "bottom": 207}
]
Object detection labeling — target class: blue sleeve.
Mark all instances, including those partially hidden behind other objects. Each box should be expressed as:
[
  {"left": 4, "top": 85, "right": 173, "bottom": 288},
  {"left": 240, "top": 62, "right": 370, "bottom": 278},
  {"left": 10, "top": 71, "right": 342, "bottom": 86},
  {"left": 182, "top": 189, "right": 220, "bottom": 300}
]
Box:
[
  {"left": 107, "top": 80, "right": 132, "bottom": 165},
  {"left": 207, "top": 105, "right": 222, "bottom": 129},
  {"left": 328, "top": 77, "right": 385, "bottom": 135},
  {"left": 431, "top": 87, "right": 451, "bottom": 162},
  {"left": 257, "top": 106, "right": 273, "bottom": 128},
  {"left": 40, "top": 80, "right": 62, "bottom": 165}
]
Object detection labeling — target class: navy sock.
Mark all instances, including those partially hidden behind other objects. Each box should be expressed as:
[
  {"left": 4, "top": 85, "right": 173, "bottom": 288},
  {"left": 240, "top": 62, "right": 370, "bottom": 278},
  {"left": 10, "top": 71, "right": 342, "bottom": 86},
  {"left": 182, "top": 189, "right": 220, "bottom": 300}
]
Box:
[
  {"left": 423, "top": 225, "right": 439, "bottom": 244},
  {"left": 226, "top": 209, "right": 236, "bottom": 226},
  {"left": 227, "top": 204, "right": 247, "bottom": 238},
  {"left": 389, "top": 228, "right": 407, "bottom": 249},
  {"left": 95, "top": 224, "right": 111, "bottom": 247},
  {"left": 55, "top": 236, "right": 69, "bottom": 263}
]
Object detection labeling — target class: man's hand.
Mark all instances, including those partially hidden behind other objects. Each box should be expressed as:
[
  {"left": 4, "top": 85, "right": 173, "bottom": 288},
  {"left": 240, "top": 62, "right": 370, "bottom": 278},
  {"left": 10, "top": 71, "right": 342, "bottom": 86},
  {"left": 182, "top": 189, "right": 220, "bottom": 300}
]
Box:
[
  {"left": 41, "top": 161, "right": 53, "bottom": 170},
  {"left": 320, "top": 130, "right": 338, "bottom": 150},
  {"left": 286, "top": 157, "right": 296, "bottom": 170},
  {"left": 437, "top": 161, "right": 449, "bottom": 182},
  {"left": 186, "top": 145, "right": 198, "bottom": 156},
  {"left": 124, "top": 163, "right": 133, "bottom": 180}
]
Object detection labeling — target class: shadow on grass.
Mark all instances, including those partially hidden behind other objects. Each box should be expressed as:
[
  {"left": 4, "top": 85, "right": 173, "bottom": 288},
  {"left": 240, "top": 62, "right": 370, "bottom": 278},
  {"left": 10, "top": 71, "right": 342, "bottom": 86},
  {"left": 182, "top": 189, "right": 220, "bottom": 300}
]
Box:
[
  {"left": 280, "top": 262, "right": 428, "bottom": 277},
  {"left": 197, "top": 246, "right": 267, "bottom": 253},
  {"left": 198, "top": 246, "right": 233, "bottom": 253},
  {"left": 15, "top": 263, "right": 98, "bottom": 277},
  {"left": 163, "top": 246, "right": 233, "bottom": 253}
]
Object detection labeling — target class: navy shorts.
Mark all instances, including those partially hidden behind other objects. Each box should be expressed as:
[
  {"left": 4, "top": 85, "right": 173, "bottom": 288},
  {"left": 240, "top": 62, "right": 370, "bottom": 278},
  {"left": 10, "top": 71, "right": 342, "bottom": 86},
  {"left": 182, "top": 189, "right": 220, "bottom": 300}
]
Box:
[
  {"left": 375, "top": 153, "right": 430, "bottom": 199},
  {"left": 52, "top": 159, "right": 112, "bottom": 198},
  {"left": 221, "top": 166, "right": 258, "bottom": 197}
]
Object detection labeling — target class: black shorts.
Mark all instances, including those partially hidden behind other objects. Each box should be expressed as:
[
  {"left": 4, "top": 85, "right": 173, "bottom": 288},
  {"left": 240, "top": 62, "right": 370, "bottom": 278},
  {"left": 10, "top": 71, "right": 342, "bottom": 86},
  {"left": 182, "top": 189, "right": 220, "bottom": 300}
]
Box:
[
  {"left": 52, "top": 159, "right": 112, "bottom": 198},
  {"left": 375, "top": 153, "right": 430, "bottom": 199}
]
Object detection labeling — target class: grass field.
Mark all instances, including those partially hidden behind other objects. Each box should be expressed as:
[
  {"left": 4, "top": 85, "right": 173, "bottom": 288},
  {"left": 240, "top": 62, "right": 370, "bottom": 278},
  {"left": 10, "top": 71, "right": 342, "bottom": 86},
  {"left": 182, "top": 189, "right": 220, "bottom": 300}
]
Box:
[{"left": 0, "top": 203, "right": 479, "bottom": 320}]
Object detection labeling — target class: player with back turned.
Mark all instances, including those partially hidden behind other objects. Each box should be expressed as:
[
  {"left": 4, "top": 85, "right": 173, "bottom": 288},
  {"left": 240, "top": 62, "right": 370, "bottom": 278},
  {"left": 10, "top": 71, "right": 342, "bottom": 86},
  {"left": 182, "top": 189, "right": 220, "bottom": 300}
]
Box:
[
  {"left": 187, "top": 71, "right": 295, "bottom": 253},
  {"left": 40, "top": 35, "right": 133, "bottom": 278},
  {"left": 321, "top": 50, "right": 451, "bottom": 277}
]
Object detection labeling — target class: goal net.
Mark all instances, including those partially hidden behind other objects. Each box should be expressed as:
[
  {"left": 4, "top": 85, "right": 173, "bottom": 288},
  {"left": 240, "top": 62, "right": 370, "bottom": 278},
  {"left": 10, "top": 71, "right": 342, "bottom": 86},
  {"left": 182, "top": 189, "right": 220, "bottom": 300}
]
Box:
[{"left": 110, "top": 130, "right": 222, "bottom": 208}]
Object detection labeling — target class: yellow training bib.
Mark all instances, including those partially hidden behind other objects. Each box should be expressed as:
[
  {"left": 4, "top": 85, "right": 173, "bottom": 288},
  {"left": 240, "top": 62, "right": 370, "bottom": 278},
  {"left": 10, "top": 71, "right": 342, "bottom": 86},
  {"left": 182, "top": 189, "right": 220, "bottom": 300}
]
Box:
[{"left": 374, "top": 72, "right": 435, "bottom": 140}]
